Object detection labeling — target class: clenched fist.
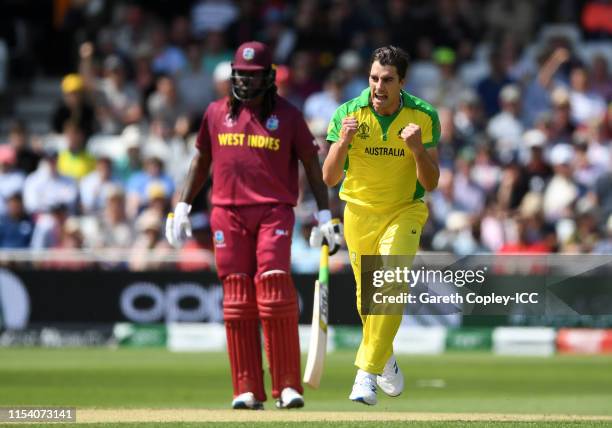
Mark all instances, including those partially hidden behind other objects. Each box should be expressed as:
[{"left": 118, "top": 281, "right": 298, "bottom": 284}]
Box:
[
  {"left": 400, "top": 123, "right": 424, "bottom": 155},
  {"left": 340, "top": 116, "right": 359, "bottom": 143}
]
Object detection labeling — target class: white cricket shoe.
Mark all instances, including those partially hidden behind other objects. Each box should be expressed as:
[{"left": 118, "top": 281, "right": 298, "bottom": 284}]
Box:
[
  {"left": 276, "top": 387, "right": 304, "bottom": 409},
  {"left": 349, "top": 369, "right": 377, "bottom": 405},
  {"left": 377, "top": 354, "right": 404, "bottom": 397},
  {"left": 232, "top": 392, "right": 264, "bottom": 410}
]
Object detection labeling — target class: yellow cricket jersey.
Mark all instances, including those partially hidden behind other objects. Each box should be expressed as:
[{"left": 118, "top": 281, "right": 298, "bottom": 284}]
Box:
[{"left": 327, "top": 88, "right": 440, "bottom": 211}]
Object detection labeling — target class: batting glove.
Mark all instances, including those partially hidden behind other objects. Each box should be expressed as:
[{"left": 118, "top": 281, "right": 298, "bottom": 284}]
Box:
[
  {"left": 166, "top": 202, "right": 192, "bottom": 248},
  {"left": 309, "top": 209, "right": 344, "bottom": 255}
]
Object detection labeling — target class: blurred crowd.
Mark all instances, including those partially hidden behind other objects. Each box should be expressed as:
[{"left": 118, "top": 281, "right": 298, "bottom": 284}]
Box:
[{"left": 0, "top": 0, "right": 611, "bottom": 272}]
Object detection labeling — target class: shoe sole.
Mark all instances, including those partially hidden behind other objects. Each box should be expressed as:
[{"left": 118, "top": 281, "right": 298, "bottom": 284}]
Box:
[
  {"left": 232, "top": 402, "right": 264, "bottom": 410},
  {"left": 276, "top": 398, "right": 304, "bottom": 409},
  {"left": 350, "top": 396, "right": 376, "bottom": 406}
]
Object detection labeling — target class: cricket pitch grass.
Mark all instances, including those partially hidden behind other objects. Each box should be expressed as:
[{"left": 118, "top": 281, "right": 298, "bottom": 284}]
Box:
[{"left": 1, "top": 348, "right": 611, "bottom": 427}]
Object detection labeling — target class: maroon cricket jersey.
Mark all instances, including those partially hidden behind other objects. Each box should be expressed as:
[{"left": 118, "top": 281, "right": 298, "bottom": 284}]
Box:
[{"left": 195, "top": 96, "right": 318, "bottom": 207}]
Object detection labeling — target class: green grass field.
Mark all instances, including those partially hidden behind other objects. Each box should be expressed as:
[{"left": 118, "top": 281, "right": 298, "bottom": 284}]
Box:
[{"left": 0, "top": 348, "right": 611, "bottom": 427}]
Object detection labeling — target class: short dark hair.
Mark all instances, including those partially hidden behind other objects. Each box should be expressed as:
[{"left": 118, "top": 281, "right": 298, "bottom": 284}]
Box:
[{"left": 370, "top": 46, "right": 409, "bottom": 80}]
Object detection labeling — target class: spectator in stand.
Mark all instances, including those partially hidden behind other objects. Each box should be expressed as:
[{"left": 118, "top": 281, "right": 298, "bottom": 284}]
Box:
[
  {"left": 497, "top": 213, "right": 551, "bottom": 254},
  {"left": 592, "top": 156, "right": 612, "bottom": 230},
  {"left": 129, "top": 210, "right": 172, "bottom": 271},
  {"left": 0, "top": 145, "right": 25, "bottom": 216},
  {"left": 83, "top": 184, "right": 134, "bottom": 251},
  {"left": 543, "top": 143, "right": 578, "bottom": 223},
  {"left": 590, "top": 54, "right": 612, "bottom": 102},
  {"left": 430, "top": 169, "right": 465, "bottom": 229},
  {"left": 115, "top": 125, "right": 144, "bottom": 182},
  {"left": 421, "top": 47, "right": 466, "bottom": 109},
  {"left": 521, "top": 129, "right": 553, "bottom": 192},
  {"left": 573, "top": 142, "right": 604, "bottom": 191},
  {"left": 78, "top": 41, "right": 139, "bottom": 134},
  {"left": 0, "top": 193, "right": 34, "bottom": 249},
  {"left": 57, "top": 121, "right": 96, "bottom": 181},
  {"left": 548, "top": 87, "right": 576, "bottom": 144},
  {"left": 453, "top": 89, "right": 487, "bottom": 148},
  {"left": 471, "top": 144, "right": 502, "bottom": 194},
  {"left": 47, "top": 217, "right": 92, "bottom": 271},
  {"left": 126, "top": 155, "right": 174, "bottom": 218},
  {"left": 79, "top": 156, "right": 121, "bottom": 215},
  {"left": 212, "top": 61, "right": 232, "bottom": 98},
  {"left": 177, "top": 40, "right": 215, "bottom": 116},
  {"left": 150, "top": 24, "right": 187, "bottom": 75},
  {"left": 137, "top": 182, "right": 170, "bottom": 222},
  {"left": 51, "top": 74, "right": 97, "bottom": 138},
  {"left": 287, "top": 51, "right": 321, "bottom": 109},
  {"left": 201, "top": 31, "right": 234, "bottom": 75},
  {"left": 191, "top": 0, "right": 238, "bottom": 37},
  {"left": 23, "top": 149, "right": 79, "bottom": 216},
  {"left": 147, "top": 75, "right": 188, "bottom": 129},
  {"left": 487, "top": 84, "right": 524, "bottom": 164},
  {"left": 521, "top": 47, "right": 569, "bottom": 127},
  {"left": 337, "top": 50, "right": 368, "bottom": 101},
  {"left": 592, "top": 215, "right": 612, "bottom": 254},
  {"left": 477, "top": 49, "right": 515, "bottom": 118},
  {"left": 568, "top": 62, "right": 607, "bottom": 126},
  {"left": 303, "top": 69, "right": 346, "bottom": 129},
  {"left": 497, "top": 160, "right": 529, "bottom": 211},
  {"left": 6, "top": 121, "right": 41, "bottom": 175},
  {"left": 30, "top": 203, "right": 69, "bottom": 250},
  {"left": 98, "top": 55, "right": 140, "bottom": 134}
]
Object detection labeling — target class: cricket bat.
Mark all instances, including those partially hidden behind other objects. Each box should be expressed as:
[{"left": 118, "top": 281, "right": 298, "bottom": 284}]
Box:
[{"left": 303, "top": 243, "right": 330, "bottom": 389}]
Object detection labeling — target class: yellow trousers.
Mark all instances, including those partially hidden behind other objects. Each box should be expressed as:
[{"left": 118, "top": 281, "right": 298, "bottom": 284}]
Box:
[{"left": 344, "top": 201, "right": 428, "bottom": 374}]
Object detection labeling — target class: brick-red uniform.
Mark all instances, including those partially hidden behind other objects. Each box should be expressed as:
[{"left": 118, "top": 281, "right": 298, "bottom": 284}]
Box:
[
  {"left": 196, "top": 96, "right": 317, "bottom": 277},
  {"left": 195, "top": 41, "right": 319, "bottom": 406}
]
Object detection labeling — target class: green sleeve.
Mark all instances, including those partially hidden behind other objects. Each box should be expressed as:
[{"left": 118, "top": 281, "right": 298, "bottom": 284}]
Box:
[
  {"left": 423, "top": 108, "right": 441, "bottom": 149},
  {"left": 326, "top": 104, "right": 347, "bottom": 143}
]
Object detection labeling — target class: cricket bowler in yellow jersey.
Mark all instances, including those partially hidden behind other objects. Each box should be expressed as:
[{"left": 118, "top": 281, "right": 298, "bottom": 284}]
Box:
[{"left": 323, "top": 46, "right": 440, "bottom": 405}]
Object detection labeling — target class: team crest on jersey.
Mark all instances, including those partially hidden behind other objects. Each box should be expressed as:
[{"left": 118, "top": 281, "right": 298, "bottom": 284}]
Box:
[
  {"left": 357, "top": 122, "right": 370, "bottom": 139},
  {"left": 265, "top": 115, "right": 279, "bottom": 131},
  {"left": 242, "top": 47, "right": 255, "bottom": 60},
  {"left": 223, "top": 113, "right": 236, "bottom": 128},
  {"left": 214, "top": 230, "right": 226, "bottom": 247}
]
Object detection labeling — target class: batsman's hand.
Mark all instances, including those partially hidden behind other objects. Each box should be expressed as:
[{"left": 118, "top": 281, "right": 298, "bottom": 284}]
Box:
[
  {"left": 309, "top": 209, "right": 344, "bottom": 255},
  {"left": 166, "top": 202, "right": 192, "bottom": 248}
]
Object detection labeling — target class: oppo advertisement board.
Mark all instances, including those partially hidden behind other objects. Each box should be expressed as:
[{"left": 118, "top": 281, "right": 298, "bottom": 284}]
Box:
[{"left": 0, "top": 269, "right": 360, "bottom": 329}]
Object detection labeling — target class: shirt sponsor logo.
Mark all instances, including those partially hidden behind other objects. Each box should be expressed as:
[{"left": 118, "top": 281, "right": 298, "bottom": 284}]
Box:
[
  {"left": 214, "top": 230, "right": 226, "bottom": 247},
  {"left": 356, "top": 122, "right": 370, "bottom": 139},
  {"left": 364, "top": 147, "right": 405, "bottom": 157},
  {"left": 242, "top": 47, "right": 255, "bottom": 61},
  {"left": 265, "top": 115, "right": 279, "bottom": 131}
]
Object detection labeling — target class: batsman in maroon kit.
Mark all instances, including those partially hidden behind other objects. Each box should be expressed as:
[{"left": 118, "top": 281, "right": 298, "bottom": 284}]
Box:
[{"left": 166, "top": 41, "right": 342, "bottom": 410}]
